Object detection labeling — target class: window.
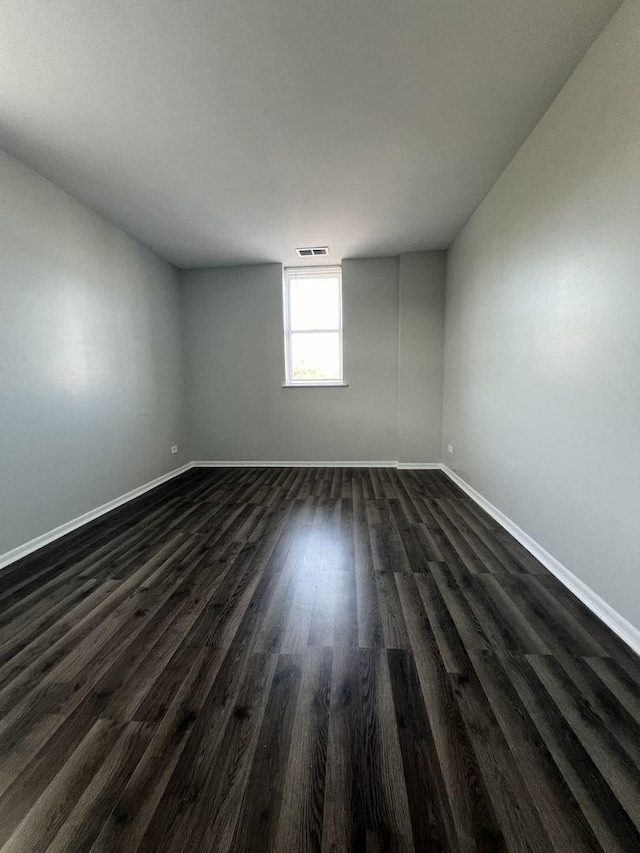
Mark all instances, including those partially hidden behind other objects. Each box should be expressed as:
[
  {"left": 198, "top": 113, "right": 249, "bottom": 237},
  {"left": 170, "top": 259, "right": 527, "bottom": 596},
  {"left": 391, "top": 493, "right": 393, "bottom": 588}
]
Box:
[{"left": 283, "top": 265, "right": 344, "bottom": 386}]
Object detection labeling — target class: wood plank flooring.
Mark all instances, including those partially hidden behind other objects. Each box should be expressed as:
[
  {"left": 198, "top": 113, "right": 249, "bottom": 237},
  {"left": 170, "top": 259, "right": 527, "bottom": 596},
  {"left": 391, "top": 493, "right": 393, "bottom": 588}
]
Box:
[{"left": 0, "top": 466, "right": 639, "bottom": 852}]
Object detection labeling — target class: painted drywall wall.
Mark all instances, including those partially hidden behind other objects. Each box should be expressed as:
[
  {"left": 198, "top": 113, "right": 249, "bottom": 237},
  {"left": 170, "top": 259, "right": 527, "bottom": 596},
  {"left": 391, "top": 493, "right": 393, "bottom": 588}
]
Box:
[
  {"left": 182, "top": 254, "right": 445, "bottom": 463},
  {"left": 0, "top": 148, "right": 186, "bottom": 555},
  {"left": 442, "top": 0, "right": 640, "bottom": 630},
  {"left": 398, "top": 253, "right": 445, "bottom": 463}
]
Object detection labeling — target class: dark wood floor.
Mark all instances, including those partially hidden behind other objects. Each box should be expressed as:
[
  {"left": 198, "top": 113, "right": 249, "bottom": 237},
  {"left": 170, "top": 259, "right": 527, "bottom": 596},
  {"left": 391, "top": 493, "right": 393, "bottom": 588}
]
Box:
[{"left": 0, "top": 467, "right": 639, "bottom": 852}]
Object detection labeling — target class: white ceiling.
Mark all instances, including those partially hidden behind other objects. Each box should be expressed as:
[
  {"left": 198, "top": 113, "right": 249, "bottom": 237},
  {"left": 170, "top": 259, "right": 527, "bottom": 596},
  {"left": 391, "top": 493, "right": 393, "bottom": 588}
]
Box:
[{"left": 0, "top": 0, "right": 621, "bottom": 268}]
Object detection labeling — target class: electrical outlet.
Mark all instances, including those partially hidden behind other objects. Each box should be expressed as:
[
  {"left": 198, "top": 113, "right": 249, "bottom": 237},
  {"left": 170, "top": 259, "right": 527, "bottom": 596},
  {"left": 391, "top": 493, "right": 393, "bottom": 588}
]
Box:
[
  {"left": 171, "top": 445, "right": 179, "bottom": 454},
  {"left": 447, "top": 443, "right": 454, "bottom": 454}
]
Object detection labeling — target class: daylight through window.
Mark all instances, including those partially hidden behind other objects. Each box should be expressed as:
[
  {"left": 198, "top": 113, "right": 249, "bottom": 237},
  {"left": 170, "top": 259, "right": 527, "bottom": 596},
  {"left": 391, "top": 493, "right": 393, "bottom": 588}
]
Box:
[{"left": 283, "top": 266, "right": 343, "bottom": 385}]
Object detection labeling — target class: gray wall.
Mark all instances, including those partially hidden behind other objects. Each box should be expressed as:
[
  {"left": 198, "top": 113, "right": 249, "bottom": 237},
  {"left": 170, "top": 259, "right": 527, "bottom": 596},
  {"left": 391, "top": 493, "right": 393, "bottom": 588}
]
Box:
[
  {"left": 0, "top": 149, "right": 187, "bottom": 555},
  {"left": 182, "top": 254, "right": 444, "bottom": 463},
  {"left": 399, "top": 252, "right": 445, "bottom": 463},
  {"left": 442, "top": 0, "right": 640, "bottom": 630}
]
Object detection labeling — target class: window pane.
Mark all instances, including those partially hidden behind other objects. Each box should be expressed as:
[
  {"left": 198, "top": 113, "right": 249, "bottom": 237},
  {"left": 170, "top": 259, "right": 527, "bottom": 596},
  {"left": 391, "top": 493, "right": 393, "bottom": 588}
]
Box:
[
  {"left": 290, "top": 332, "right": 341, "bottom": 381},
  {"left": 289, "top": 276, "right": 340, "bottom": 330}
]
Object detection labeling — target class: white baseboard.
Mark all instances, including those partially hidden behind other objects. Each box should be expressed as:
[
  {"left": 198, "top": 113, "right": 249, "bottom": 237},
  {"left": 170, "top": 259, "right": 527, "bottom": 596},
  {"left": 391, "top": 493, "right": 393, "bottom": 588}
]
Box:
[
  {"left": 192, "top": 460, "right": 402, "bottom": 468},
  {"left": 441, "top": 465, "right": 640, "bottom": 657},
  {"left": 0, "top": 463, "right": 193, "bottom": 570},
  {"left": 397, "top": 462, "right": 444, "bottom": 470}
]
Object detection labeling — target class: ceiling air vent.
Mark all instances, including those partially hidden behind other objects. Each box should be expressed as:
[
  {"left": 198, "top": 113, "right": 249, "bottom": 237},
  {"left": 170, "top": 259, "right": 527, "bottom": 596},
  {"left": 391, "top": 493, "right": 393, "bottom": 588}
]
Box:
[{"left": 296, "top": 246, "right": 329, "bottom": 257}]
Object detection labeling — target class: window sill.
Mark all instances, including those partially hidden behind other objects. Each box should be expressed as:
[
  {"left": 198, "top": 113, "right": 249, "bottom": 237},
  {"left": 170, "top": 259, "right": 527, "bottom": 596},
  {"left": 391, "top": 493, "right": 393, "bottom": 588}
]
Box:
[{"left": 282, "top": 382, "right": 349, "bottom": 388}]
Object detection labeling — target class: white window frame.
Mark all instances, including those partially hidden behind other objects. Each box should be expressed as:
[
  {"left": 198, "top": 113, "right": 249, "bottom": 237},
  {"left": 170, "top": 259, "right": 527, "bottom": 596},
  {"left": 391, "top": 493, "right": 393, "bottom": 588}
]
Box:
[{"left": 283, "top": 265, "right": 345, "bottom": 387}]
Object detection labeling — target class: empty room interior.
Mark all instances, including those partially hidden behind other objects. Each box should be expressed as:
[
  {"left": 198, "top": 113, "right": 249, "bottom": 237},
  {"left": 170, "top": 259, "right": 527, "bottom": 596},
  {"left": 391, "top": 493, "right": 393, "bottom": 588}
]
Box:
[{"left": 1, "top": 0, "right": 640, "bottom": 851}]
